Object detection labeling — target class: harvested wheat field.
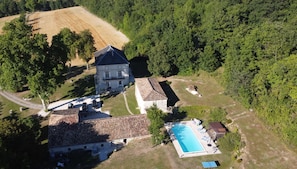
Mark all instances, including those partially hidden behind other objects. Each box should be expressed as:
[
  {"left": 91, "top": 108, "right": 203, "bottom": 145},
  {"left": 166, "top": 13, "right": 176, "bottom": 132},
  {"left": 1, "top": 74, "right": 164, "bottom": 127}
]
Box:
[{"left": 0, "top": 7, "right": 129, "bottom": 66}]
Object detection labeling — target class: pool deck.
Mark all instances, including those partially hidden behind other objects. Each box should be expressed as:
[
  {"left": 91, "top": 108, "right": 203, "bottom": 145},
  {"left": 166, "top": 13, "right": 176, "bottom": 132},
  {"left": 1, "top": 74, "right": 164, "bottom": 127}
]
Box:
[{"left": 165, "top": 120, "right": 221, "bottom": 158}]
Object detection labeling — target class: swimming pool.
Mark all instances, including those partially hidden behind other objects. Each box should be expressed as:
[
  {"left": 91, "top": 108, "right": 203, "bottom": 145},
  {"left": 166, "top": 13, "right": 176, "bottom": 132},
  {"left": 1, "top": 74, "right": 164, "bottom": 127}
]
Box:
[{"left": 171, "top": 124, "right": 205, "bottom": 153}]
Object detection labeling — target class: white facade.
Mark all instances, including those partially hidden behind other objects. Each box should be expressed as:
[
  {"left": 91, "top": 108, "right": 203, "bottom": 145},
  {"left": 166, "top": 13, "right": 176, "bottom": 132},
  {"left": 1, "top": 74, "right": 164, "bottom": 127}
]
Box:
[
  {"left": 135, "top": 78, "right": 168, "bottom": 114},
  {"left": 94, "top": 64, "right": 130, "bottom": 94}
]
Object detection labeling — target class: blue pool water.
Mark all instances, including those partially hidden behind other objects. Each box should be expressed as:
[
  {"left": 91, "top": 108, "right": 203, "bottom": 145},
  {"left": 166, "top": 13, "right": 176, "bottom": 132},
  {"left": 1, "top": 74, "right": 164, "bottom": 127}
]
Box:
[{"left": 171, "top": 124, "right": 204, "bottom": 153}]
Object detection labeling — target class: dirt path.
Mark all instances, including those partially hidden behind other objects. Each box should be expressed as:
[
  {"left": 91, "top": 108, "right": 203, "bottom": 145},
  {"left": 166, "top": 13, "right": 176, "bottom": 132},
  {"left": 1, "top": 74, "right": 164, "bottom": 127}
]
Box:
[
  {"left": 122, "top": 92, "right": 134, "bottom": 115},
  {"left": 0, "top": 91, "right": 43, "bottom": 110}
]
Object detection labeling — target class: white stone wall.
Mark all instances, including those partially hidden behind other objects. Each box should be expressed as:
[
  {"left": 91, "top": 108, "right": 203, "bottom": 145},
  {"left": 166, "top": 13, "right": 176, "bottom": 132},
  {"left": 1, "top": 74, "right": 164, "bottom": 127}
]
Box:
[
  {"left": 135, "top": 84, "right": 168, "bottom": 114},
  {"left": 135, "top": 84, "right": 145, "bottom": 114},
  {"left": 95, "top": 64, "right": 130, "bottom": 94},
  {"left": 49, "top": 142, "right": 111, "bottom": 157}
]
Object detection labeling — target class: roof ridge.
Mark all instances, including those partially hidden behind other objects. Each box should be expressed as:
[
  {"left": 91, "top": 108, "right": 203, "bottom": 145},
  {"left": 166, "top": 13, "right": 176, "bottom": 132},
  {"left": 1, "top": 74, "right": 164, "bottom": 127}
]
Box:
[{"left": 148, "top": 78, "right": 166, "bottom": 97}]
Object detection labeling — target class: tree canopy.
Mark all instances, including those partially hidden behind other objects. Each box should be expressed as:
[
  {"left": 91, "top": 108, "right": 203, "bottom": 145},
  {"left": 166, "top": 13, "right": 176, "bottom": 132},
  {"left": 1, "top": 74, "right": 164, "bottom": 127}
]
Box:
[
  {"left": 0, "top": 0, "right": 76, "bottom": 17},
  {"left": 74, "top": 0, "right": 297, "bottom": 147},
  {"left": 0, "top": 113, "right": 44, "bottom": 168},
  {"left": 146, "top": 104, "right": 166, "bottom": 145}
]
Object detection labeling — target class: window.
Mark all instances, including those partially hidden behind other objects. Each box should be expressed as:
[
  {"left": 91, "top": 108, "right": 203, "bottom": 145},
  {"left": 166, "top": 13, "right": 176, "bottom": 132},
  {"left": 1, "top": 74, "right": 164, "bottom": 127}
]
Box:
[
  {"left": 118, "top": 71, "right": 122, "bottom": 78},
  {"left": 119, "top": 81, "right": 122, "bottom": 86},
  {"left": 105, "top": 71, "right": 109, "bottom": 79}
]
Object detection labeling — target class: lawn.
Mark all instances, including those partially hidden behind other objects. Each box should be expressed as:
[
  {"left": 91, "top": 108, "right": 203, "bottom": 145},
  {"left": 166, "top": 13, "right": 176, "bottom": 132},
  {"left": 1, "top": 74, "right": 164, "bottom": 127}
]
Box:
[
  {"left": 96, "top": 137, "right": 238, "bottom": 169},
  {"left": 0, "top": 95, "right": 38, "bottom": 118},
  {"left": 101, "top": 85, "right": 139, "bottom": 117}
]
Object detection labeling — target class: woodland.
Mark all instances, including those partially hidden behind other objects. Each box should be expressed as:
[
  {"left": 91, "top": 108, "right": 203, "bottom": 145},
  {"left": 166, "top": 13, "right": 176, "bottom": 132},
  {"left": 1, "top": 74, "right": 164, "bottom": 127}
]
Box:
[
  {"left": 0, "top": 0, "right": 296, "bottom": 168},
  {"left": 0, "top": 0, "right": 76, "bottom": 17},
  {"left": 74, "top": 0, "right": 297, "bottom": 147}
]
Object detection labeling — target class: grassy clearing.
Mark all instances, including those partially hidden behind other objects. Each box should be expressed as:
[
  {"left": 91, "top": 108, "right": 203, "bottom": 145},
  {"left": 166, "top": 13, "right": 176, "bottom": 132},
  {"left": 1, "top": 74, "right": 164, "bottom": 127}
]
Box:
[
  {"left": 96, "top": 137, "right": 238, "bottom": 169},
  {"left": 101, "top": 93, "right": 130, "bottom": 117},
  {"left": 166, "top": 71, "right": 235, "bottom": 108},
  {"left": 101, "top": 85, "right": 139, "bottom": 116}
]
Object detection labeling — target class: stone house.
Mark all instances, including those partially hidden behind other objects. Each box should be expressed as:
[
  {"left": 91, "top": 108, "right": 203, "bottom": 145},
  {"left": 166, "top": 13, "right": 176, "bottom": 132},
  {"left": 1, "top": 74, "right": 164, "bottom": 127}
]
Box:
[
  {"left": 48, "top": 109, "right": 150, "bottom": 160},
  {"left": 94, "top": 45, "right": 132, "bottom": 94}
]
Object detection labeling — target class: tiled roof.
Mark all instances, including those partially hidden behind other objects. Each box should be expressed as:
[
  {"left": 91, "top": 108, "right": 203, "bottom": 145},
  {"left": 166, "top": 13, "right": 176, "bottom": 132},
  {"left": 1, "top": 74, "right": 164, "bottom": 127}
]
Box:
[
  {"left": 135, "top": 78, "right": 167, "bottom": 101},
  {"left": 49, "top": 108, "right": 80, "bottom": 126},
  {"left": 94, "top": 45, "right": 129, "bottom": 65},
  {"left": 209, "top": 122, "right": 227, "bottom": 133},
  {"left": 48, "top": 114, "right": 150, "bottom": 148}
]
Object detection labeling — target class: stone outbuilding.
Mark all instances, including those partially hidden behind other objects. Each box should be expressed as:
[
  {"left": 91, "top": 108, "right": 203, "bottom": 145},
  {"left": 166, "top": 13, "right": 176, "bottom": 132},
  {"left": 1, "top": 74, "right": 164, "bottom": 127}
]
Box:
[{"left": 135, "top": 77, "right": 168, "bottom": 114}]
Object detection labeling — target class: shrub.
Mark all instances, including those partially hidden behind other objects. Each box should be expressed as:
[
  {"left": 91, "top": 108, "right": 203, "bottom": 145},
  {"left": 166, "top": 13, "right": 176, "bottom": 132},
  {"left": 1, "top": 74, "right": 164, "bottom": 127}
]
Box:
[
  {"left": 218, "top": 132, "right": 242, "bottom": 152},
  {"left": 209, "top": 107, "right": 227, "bottom": 123}
]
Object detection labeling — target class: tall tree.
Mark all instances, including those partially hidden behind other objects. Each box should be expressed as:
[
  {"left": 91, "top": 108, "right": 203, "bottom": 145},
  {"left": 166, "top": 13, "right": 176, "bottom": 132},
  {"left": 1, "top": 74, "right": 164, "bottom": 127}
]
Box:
[
  {"left": 146, "top": 104, "right": 166, "bottom": 145},
  {"left": 0, "top": 15, "right": 32, "bottom": 91},
  {"left": 28, "top": 33, "right": 67, "bottom": 110},
  {"left": 76, "top": 30, "right": 96, "bottom": 70}
]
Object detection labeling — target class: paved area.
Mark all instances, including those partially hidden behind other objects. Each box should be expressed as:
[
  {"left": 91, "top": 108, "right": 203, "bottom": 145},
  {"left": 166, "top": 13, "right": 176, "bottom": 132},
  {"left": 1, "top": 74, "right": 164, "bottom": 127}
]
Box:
[
  {"left": 38, "top": 95, "right": 110, "bottom": 117},
  {"left": 0, "top": 90, "right": 43, "bottom": 109}
]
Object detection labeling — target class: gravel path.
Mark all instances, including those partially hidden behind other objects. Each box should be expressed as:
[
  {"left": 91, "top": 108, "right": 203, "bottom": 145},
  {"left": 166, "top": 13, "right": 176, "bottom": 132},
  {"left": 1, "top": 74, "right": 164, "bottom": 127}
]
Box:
[
  {"left": 0, "top": 91, "right": 43, "bottom": 110},
  {"left": 122, "top": 92, "right": 134, "bottom": 115}
]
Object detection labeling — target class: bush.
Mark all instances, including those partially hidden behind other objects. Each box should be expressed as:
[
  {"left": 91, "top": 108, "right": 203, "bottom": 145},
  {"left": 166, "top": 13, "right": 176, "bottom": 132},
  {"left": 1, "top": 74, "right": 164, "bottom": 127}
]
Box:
[
  {"left": 218, "top": 132, "right": 242, "bottom": 152},
  {"left": 209, "top": 107, "right": 227, "bottom": 123}
]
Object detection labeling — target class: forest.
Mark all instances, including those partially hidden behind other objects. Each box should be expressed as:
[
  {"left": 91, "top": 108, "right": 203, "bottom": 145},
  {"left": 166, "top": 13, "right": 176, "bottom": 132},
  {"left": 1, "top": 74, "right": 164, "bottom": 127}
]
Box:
[
  {"left": 73, "top": 0, "right": 297, "bottom": 147},
  {"left": 0, "top": 0, "right": 76, "bottom": 17}
]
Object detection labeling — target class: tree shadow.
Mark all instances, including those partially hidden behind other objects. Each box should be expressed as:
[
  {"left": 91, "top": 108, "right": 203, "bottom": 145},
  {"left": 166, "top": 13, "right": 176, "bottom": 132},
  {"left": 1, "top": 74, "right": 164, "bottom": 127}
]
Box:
[
  {"left": 68, "top": 74, "right": 96, "bottom": 98},
  {"left": 66, "top": 66, "right": 85, "bottom": 80},
  {"left": 129, "top": 57, "right": 151, "bottom": 78},
  {"left": 0, "top": 102, "right": 3, "bottom": 115},
  {"left": 159, "top": 80, "right": 179, "bottom": 107},
  {"left": 164, "top": 107, "right": 187, "bottom": 122}
]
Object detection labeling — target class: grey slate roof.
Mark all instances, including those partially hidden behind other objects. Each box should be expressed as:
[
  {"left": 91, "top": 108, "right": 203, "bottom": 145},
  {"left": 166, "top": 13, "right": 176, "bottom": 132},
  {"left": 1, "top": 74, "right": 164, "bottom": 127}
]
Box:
[
  {"left": 135, "top": 78, "right": 167, "bottom": 101},
  {"left": 94, "top": 45, "right": 129, "bottom": 65}
]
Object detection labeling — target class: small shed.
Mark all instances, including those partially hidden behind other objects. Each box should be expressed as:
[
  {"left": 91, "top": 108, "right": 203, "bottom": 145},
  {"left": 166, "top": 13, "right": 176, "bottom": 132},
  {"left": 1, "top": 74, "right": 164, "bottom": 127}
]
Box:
[{"left": 208, "top": 122, "right": 227, "bottom": 141}]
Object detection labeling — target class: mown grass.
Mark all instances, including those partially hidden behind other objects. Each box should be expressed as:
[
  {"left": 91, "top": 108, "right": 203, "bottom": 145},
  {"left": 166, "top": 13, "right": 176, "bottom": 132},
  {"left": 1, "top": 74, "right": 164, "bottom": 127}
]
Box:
[
  {"left": 125, "top": 85, "right": 140, "bottom": 115},
  {"left": 0, "top": 95, "right": 38, "bottom": 118},
  {"left": 96, "top": 137, "right": 239, "bottom": 169},
  {"left": 101, "top": 85, "right": 139, "bottom": 117}
]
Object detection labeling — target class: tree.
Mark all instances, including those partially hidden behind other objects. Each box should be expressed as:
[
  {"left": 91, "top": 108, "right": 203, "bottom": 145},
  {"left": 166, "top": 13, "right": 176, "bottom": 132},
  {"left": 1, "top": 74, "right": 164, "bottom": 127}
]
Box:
[
  {"left": 147, "top": 41, "right": 172, "bottom": 77},
  {"left": 218, "top": 131, "right": 242, "bottom": 152},
  {"left": 0, "top": 113, "right": 42, "bottom": 168},
  {"left": 51, "top": 28, "right": 78, "bottom": 66},
  {"left": 76, "top": 30, "right": 96, "bottom": 70},
  {"left": 0, "top": 16, "right": 67, "bottom": 110},
  {"left": 199, "top": 44, "right": 220, "bottom": 72},
  {"left": 28, "top": 33, "right": 67, "bottom": 110},
  {"left": 0, "top": 15, "right": 32, "bottom": 91},
  {"left": 146, "top": 104, "right": 166, "bottom": 145},
  {"left": 25, "top": 0, "right": 38, "bottom": 12}
]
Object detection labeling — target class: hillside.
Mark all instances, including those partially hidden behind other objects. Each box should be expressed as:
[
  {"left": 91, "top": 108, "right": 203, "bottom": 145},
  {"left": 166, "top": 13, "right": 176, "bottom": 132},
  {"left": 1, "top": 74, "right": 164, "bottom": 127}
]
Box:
[{"left": 0, "top": 7, "right": 129, "bottom": 66}]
